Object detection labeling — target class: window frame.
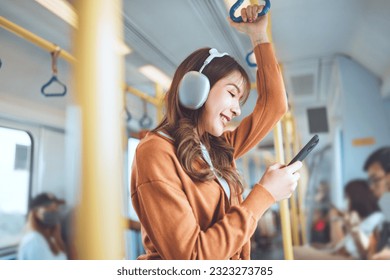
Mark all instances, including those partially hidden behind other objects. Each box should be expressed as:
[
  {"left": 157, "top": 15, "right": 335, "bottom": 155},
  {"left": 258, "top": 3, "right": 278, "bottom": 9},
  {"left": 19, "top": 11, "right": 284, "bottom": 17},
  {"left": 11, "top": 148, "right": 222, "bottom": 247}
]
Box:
[{"left": 0, "top": 120, "right": 35, "bottom": 258}]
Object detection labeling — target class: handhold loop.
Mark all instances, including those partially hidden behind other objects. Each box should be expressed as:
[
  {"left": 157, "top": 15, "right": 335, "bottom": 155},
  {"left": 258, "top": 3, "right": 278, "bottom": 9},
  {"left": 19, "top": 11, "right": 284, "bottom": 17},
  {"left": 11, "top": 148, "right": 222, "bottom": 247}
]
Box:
[
  {"left": 229, "top": 0, "right": 271, "bottom": 23},
  {"left": 139, "top": 100, "right": 153, "bottom": 129},
  {"left": 41, "top": 46, "right": 67, "bottom": 97},
  {"left": 246, "top": 50, "right": 257, "bottom": 67}
]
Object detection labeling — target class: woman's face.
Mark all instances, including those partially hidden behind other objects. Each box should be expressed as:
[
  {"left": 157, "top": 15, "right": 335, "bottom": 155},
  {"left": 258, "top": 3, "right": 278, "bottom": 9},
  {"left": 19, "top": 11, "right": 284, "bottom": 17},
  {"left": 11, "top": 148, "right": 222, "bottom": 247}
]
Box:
[
  {"left": 198, "top": 71, "right": 245, "bottom": 137},
  {"left": 367, "top": 162, "right": 389, "bottom": 199}
]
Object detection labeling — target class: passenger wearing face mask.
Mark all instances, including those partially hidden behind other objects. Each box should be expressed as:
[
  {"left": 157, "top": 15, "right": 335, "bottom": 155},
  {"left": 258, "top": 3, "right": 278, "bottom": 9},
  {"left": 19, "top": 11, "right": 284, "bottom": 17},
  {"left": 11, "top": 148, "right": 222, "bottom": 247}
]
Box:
[
  {"left": 17, "top": 193, "right": 67, "bottom": 260},
  {"left": 363, "top": 147, "right": 390, "bottom": 259}
]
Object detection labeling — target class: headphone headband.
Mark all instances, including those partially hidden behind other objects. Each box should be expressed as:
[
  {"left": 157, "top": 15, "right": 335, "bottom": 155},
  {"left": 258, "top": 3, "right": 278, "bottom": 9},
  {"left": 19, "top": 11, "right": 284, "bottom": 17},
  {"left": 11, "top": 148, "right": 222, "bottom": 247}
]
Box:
[
  {"left": 178, "top": 47, "right": 229, "bottom": 110},
  {"left": 199, "top": 48, "right": 229, "bottom": 73}
]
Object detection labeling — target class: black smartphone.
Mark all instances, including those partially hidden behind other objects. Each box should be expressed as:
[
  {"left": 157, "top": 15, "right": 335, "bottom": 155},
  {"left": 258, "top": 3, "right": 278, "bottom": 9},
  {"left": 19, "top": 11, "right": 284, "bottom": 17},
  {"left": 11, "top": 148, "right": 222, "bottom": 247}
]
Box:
[{"left": 288, "top": 134, "right": 319, "bottom": 165}]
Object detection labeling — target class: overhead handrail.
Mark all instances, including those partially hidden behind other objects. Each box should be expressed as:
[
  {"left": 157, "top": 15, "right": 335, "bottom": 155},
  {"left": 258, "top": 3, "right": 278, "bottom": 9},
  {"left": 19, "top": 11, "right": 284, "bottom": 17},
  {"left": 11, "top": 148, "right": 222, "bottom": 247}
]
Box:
[
  {"left": 124, "top": 85, "right": 161, "bottom": 106},
  {"left": 0, "top": 16, "right": 76, "bottom": 63},
  {"left": 229, "top": 0, "right": 270, "bottom": 23},
  {"left": 41, "top": 47, "right": 67, "bottom": 97},
  {"left": 139, "top": 100, "right": 153, "bottom": 129},
  {"left": 0, "top": 16, "right": 163, "bottom": 106}
]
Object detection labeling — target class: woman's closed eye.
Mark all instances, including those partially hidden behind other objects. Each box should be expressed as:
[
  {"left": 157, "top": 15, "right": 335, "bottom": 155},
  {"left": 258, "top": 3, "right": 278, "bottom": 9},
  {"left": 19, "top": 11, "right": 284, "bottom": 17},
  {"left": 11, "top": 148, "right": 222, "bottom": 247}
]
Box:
[{"left": 228, "top": 91, "right": 236, "bottom": 97}]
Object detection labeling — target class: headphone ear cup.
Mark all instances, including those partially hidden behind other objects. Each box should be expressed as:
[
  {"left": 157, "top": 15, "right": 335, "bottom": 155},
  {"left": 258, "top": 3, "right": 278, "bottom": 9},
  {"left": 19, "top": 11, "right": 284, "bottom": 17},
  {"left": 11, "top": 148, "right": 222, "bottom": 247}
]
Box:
[{"left": 178, "top": 71, "right": 210, "bottom": 110}]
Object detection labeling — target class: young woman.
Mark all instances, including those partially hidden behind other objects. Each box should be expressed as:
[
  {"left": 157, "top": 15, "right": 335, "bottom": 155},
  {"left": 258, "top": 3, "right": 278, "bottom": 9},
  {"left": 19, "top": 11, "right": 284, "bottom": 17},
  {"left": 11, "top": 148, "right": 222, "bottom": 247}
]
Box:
[
  {"left": 131, "top": 4, "right": 302, "bottom": 260},
  {"left": 17, "top": 193, "right": 67, "bottom": 260}
]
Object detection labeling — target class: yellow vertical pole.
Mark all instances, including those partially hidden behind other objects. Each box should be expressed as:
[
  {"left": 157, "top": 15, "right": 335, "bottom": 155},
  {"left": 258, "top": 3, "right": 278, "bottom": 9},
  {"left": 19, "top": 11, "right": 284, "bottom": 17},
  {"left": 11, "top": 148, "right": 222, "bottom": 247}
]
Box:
[
  {"left": 283, "top": 114, "right": 300, "bottom": 246},
  {"left": 273, "top": 122, "right": 294, "bottom": 259},
  {"left": 292, "top": 118, "right": 308, "bottom": 244},
  {"left": 155, "top": 84, "right": 164, "bottom": 123},
  {"left": 248, "top": 0, "right": 294, "bottom": 259},
  {"left": 74, "top": 0, "right": 125, "bottom": 259}
]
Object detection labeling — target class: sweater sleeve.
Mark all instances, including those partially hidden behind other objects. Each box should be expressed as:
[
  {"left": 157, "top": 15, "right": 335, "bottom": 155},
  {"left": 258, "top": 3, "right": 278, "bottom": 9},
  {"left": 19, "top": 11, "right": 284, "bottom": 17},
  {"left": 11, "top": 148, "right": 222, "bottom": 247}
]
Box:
[
  {"left": 131, "top": 141, "right": 274, "bottom": 260},
  {"left": 224, "top": 43, "right": 288, "bottom": 159}
]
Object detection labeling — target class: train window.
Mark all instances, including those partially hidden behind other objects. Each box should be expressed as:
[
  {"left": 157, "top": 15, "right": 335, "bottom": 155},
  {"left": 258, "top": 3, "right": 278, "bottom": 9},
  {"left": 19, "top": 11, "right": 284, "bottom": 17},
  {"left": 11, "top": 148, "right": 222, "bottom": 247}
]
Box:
[{"left": 0, "top": 126, "right": 32, "bottom": 252}]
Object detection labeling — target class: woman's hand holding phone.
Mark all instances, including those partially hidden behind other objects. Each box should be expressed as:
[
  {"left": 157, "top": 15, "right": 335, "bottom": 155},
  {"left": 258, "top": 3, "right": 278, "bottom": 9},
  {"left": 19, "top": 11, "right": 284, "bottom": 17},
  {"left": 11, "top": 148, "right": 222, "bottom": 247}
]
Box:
[{"left": 259, "top": 161, "right": 303, "bottom": 202}]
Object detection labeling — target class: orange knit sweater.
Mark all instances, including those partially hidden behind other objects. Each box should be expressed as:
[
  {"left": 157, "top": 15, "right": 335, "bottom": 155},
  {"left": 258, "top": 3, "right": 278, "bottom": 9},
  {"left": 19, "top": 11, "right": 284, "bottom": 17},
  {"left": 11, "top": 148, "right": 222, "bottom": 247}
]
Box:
[{"left": 131, "top": 43, "right": 287, "bottom": 260}]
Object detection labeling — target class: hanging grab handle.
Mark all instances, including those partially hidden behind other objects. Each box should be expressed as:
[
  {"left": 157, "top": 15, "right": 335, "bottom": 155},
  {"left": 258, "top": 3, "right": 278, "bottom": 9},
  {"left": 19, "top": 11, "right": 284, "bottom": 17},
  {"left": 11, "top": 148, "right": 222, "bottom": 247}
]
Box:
[
  {"left": 41, "top": 75, "right": 67, "bottom": 97},
  {"left": 41, "top": 47, "right": 67, "bottom": 97},
  {"left": 229, "top": 0, "right": 271, "bottom": 23},
  {"left": 246, "top": 50, "right": 257, "bottom": 67},
  {"left": 139, "top": 114, "right": 152, "bottom": 129},
  {"left": 125, "top": 107, "right": 132, "bottom": 122},
  {"left": 139, "top": 100, "right": 153, "bottom": 129}
]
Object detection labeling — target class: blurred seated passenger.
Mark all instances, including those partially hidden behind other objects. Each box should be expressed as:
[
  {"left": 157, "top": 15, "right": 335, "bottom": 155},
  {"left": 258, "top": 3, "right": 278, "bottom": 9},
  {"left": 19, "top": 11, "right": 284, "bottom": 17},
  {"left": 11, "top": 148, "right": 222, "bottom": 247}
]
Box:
[
  {"left": 367, "top": 192, "right": 390, "bottom": 259},
  {"left": 310, "top": 209, "right": 330, "bottom": 246},
  {"left": 310, "top": 181, "right": 332, "bottom": 245},
  {"left": 294, "top": 179, "right": 384, "bottom": 259},
  {"left": 17, "top": 193, "right": 67, "bottom": 260},
  {"left": 363, "top": 146, "right": 390, "bottom": 200},
  {"left": 363, "top": 147, "right": 390, "bottom": 259}
]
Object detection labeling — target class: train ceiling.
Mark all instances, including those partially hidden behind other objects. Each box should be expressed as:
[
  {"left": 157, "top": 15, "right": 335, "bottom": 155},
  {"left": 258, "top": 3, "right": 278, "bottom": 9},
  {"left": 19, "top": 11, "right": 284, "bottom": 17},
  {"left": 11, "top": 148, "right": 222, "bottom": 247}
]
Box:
[{"left": 1, "top": 0, "right": 390, "bottom": 124}]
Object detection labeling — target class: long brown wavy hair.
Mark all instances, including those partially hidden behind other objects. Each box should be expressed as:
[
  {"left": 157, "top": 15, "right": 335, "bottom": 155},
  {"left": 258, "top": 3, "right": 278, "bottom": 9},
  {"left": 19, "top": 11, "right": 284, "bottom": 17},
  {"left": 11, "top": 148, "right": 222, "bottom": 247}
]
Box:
[{"left": 153, "top": 47, "right": 250, "bottom": 194}]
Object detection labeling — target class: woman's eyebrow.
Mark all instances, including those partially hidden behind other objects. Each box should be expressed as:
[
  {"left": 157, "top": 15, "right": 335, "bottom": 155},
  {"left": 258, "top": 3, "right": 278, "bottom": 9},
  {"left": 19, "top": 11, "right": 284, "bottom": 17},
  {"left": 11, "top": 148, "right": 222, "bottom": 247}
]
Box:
[{"left": 227, "top": 83, "right": 241, "bottom": 93}]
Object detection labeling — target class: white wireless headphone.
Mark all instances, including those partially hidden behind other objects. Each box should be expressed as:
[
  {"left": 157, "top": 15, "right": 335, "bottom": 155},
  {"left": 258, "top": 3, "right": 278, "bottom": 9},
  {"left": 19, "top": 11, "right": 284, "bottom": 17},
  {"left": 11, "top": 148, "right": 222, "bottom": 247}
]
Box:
[{"left": 178, "top": 48, "right": 229, "bottom": 110}]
